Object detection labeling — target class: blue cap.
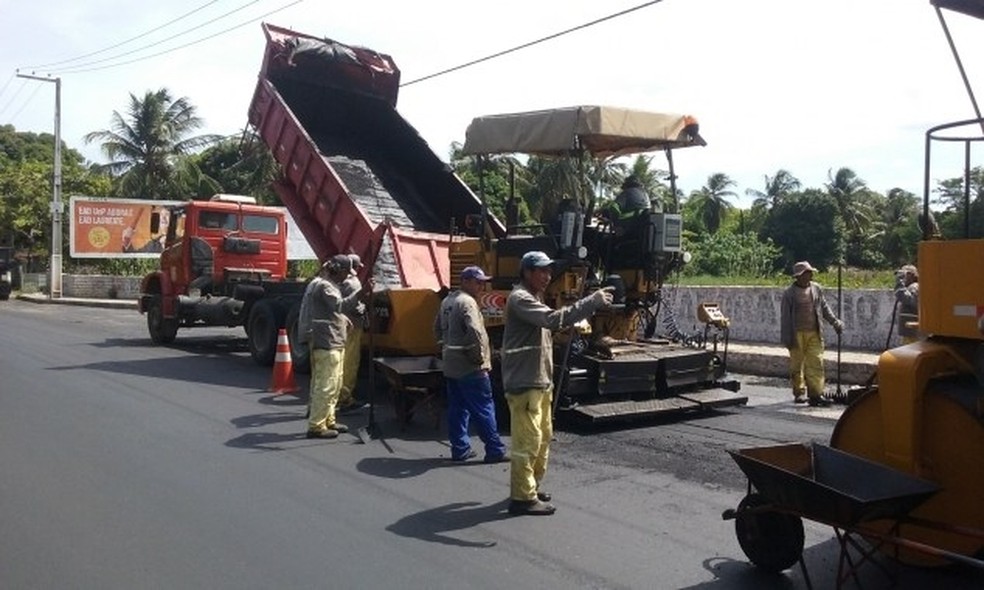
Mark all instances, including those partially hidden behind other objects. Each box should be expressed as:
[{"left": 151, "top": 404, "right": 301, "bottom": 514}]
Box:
[
  {"left": 521, "top": 251, "right": 555, "bottom": 270},
  {"left": 461, "top": 265, "right": 492, "bottom": 281}
]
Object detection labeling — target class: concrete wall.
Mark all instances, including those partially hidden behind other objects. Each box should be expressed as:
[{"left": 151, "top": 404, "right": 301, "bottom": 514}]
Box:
[
  {"left": 22, "top": 273, "right": 142, "bottom": 300},
  {"left": 663, "top": 285, "right": 899, "bottom": 352},
  {"left": 25, "top": 274, "right": 900, "bottom": 352}
]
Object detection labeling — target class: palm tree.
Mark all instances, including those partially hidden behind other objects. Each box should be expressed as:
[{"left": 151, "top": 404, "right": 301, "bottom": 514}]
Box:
[
  {"left": 84, "top": 88, "right": 221, "bottom": 199},
  {"left": 745, "top": 169, "right": 800, "bottom": 212},
  {"left": 825, "top": 167, "right": 872, "bottom": 236},
  {"left": 687, "top": 172, "right": 737, "bottom": 234}
]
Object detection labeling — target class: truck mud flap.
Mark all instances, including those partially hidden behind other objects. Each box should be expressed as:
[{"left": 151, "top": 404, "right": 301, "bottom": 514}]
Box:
[{"left": 677, "top": 388, "right": 748, "bottom": 409}]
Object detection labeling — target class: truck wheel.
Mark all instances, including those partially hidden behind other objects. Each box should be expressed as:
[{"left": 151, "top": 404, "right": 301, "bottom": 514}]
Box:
[
  {"left": 248, "top": 300, "right": 280, "bottom": 366},
  {"left": 147, "top": 296, "right": 178, "bottom": 344},
  {"left": 285, "top": 304, "right": 310, "bottom": 374}
]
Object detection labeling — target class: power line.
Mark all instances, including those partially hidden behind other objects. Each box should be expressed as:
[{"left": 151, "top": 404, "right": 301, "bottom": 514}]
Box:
[
  {"left": 7, "top": 84, "right": 44, "bottom": 124},
  {"left": 53, "top": 0, "right": 304, "bottom": 75},
  {"left": 46, "top": 0, "right": 263, "bottom": 74},
  {"left": 25, "top": 0, "right": 224, "bottom": 70},
  {"left": 0, "top": 79, "right": 28, "bottom": 119},
  {"left": 0, "top": 73, "right": 14, "bottom": 105},
  {"left": 400, "top": 0, "right": 665, "bottom": 87}
]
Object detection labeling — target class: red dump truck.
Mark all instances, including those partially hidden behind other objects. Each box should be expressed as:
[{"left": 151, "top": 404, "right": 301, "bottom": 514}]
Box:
[{"left": 140, "top": 24, "right": 498, "bottom": 368}]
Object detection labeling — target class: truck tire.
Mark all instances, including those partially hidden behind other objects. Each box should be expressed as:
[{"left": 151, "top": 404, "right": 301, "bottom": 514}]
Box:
[
  {"left": 147, "top": 296, "right": 178, "bottom": 344},
  {"left": 248, "top": 300, "right": 280, "bottom": 366},
  {"left": 285, "top": 304, "right": 311, "bottom": 374}
]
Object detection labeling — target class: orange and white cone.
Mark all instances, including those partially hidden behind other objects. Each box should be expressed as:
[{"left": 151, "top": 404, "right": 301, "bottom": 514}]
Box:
[{"left": 270, "top": 328, "right": 299, "bottom": 394}]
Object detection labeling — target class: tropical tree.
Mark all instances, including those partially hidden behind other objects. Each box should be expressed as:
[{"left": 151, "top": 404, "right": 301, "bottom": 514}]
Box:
[
  {"left": 685, "top": 172, "right": 737, "bottom": 234},
  {"left": 745, "top": 169, "right": 800, "bottom": 230},
  {"left": 450, "top": 142, "right": 533, "bottom": 226},
  {"left": 761, "top": 189, "right": 843, "bottom": 271},
  {"left": 934, "top": 166, "right": 984, "bottom": 238},
  {"left": 192, "top": 133, "right": 279, "bottom": 204},
  {"left": 0, "top": 127, "right": 110, "bottom": 262},
  {"left": 84, "top": 88, "right": 221, "bottom": 200},
  {"left": 878, "top": 187, "right": 920, "bottom": 267}
]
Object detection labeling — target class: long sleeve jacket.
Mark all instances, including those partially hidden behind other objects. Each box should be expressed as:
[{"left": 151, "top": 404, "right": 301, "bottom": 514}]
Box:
[
  {"left": 433, "top": 290, "right": 491, "bottom": 379},
  {"left": 779, "top": 281, "right": 839, "bottom": 350},
  {"left": 310, "top": 278, "right": 362, "bottom": 350},
  {"left": 501, "top": 284, "right": 604, "bottom": 394}
]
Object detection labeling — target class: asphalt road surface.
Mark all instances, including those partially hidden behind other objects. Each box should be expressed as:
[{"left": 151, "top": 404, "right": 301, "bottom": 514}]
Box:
[{"left": 2, "top": 299, "right": 982, "bottom": 589}]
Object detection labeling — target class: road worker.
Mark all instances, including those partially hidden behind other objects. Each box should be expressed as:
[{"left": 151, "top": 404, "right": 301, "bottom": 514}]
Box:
[{"left": 501, "top": 251, "right": 614, "bottom": 516}]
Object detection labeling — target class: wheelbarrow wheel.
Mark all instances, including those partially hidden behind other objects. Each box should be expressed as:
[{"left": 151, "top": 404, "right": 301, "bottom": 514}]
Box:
[{"left": 735, "top": 493, "right": 804, "bottom": 573}]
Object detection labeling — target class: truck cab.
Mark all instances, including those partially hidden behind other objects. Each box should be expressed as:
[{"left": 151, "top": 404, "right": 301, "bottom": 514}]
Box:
[{"left": 139, "top": 194, "right": 304, "bottom": 364}]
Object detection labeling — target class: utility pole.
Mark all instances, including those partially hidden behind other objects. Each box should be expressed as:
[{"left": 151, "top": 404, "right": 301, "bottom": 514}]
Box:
[{"left": 16, "top": 73, "right": 62, "bottom": 299}]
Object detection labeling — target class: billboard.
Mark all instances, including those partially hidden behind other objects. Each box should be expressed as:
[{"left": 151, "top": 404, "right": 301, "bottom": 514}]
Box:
[
  {"left": 69, "top": 196, "right": 318, "bottom": 260},
  {"left": 70, "top": 196, "right": 181, "bottom": 258}
]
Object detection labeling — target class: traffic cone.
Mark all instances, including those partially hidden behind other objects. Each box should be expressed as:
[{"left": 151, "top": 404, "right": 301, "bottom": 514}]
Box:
[{"left": 270, "top": 328, "right": 299, "bottom": 394}]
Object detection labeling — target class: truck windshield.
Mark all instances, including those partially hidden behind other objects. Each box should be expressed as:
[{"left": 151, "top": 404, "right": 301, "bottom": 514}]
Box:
[
  {"left": 242, "top": 214, "right": 279, "bottom": 234},
  {"left": 199, "top": 211, "right": 237, "bottom": 231}
]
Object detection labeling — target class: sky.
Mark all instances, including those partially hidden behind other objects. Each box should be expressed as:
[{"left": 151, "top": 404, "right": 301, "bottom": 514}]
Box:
[{"left": 2, "top": 0, "right": 983, "bottom": 208}]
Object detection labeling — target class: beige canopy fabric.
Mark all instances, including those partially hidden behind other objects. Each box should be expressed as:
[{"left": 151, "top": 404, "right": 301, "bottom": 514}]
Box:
[{"left": 461, "top": 105, "right": 705, "bottom": 158}]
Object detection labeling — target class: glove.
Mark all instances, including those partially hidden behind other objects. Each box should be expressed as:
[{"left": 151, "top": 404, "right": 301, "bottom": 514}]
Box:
[
  {"left": 591, "top": 286, "right": 616, "bottom": 308},
  {"left": 834, "top": 319, "right": 844, "bottom": 334}
]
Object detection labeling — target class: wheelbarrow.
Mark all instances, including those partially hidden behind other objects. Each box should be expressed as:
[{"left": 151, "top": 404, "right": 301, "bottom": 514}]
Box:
[
  {"left": 722, "top": 443, "right": 984, "bottom": 589},
  {"left": 373, "top": 356, "right": 445, "bottom": 430}
]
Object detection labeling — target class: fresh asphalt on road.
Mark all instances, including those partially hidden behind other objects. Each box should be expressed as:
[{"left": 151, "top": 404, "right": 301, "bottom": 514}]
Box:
[{"left": 1, "top": 299, "right": 981, "bottom": 589}]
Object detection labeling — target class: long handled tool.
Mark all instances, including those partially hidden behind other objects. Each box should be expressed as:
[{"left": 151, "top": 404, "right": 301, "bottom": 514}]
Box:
[
  {"left": 357, "top": 234, "right": 381, "bottom": 445},
  {"left": 835, "top": 262, "right": 844, "bottom": 400}
]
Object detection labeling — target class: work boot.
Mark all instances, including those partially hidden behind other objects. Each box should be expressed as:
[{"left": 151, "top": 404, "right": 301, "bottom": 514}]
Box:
[
  {"left": 536, "top": 491, "right": 552, "bottom": 502},
  {"left": 327, "top": 423, "right": 349, "bottom": 434},
  {"left": 807, "top": 396, "right": 832, "bottom": 408},
  {"left": 306, "top": 428, "right": 339, "bottom": 439},
  {"left": 793, "top": 394, "right": 807, "bottom": 404},
  {"left": 508, "top": 499, "right": 556, "bottom": 516}
]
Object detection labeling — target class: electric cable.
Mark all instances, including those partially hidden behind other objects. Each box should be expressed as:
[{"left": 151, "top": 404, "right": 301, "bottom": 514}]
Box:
[
  {"left": 401, "top": 0, "right": 664, "bottom": 87},
  {"left": 52, "top": 0, "right": 303, "bottom": 75},
  {"left": 0, "top": 72, "right": 15, "bottom": 105},
  {"left": 49, "top": 1, "right": 263, "bottom": 74},
  {"left": 25, "top": 0, "right": 223, "bottom": 70},
  {"left": 0, "top": 78, "right": 28, "bottom": 119},
  {"left": 7, "top": 84, "right": 44, "bottom": 125}
]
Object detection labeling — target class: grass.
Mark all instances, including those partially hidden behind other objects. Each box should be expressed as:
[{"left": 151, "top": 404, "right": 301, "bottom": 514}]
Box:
[{"left": 677, "top": 268, "right": 898, "bottom": 289}]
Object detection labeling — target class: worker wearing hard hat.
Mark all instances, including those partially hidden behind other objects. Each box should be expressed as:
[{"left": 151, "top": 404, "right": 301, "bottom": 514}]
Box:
[
  {"left": 433, "top": 265, "right": 508, "bottom": 463},
  {"left": 501, "top": 251, "right": 614, "bottom": 516}
]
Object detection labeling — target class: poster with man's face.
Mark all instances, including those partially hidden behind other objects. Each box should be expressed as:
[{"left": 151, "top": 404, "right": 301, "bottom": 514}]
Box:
[{"left": 69, "top": 196, "right": 181, "bottom": 258}]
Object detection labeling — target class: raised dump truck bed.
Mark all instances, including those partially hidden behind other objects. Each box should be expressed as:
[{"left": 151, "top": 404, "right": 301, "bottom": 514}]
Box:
[{"left": 248, "top": 23, "right": 502, "bottom": 290}]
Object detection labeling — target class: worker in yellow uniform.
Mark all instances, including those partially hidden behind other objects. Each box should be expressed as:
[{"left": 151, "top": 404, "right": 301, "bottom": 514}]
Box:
[
  {"left": 779, "top": 261, "right": 843, "bottom": 408},
  {"left": 501, "top": 251, "right": 614, "bottom": 516},
  {"left": 306, "top": 255, "right": 368, "bottom": 439},
  {"left": 338, "top": 254, "right": 368, "bottom": 414}
]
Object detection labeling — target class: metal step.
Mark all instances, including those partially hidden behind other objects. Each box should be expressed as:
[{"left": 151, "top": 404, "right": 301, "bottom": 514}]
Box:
[
  {"left": 565, "top": 388, "right": 747, "bottom": 423},
  {"left": 677, "top": 388, "right": 748, "bottom": 409}
]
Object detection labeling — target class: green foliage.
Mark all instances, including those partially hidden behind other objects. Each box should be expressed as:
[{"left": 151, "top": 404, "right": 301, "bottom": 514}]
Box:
[
  {"left": 934, "top": 166, "right": 984, "bottom": 239},
  {"left": 191, "top": 133, "right": 279, "bottom": 204},
  {"left": 760, "top": 189, "right": 844, "bottom": 271},
  {"left": 84, "top": 88, "right": 221, "bottom": 200},
  {"left": 682, "top": 231, "right": 781, "bottom": 277},
  {"left": 0, "top": 126, "right": 111, "bottom": 253}
]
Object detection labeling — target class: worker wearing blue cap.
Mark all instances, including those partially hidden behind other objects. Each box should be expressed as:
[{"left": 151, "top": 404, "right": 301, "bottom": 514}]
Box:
[
  {"left": 433, "top": 265, "right": 508, "bottom": 463},
  {"left": 501, "top": 251, "right": 614, "bottom": 516}
]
